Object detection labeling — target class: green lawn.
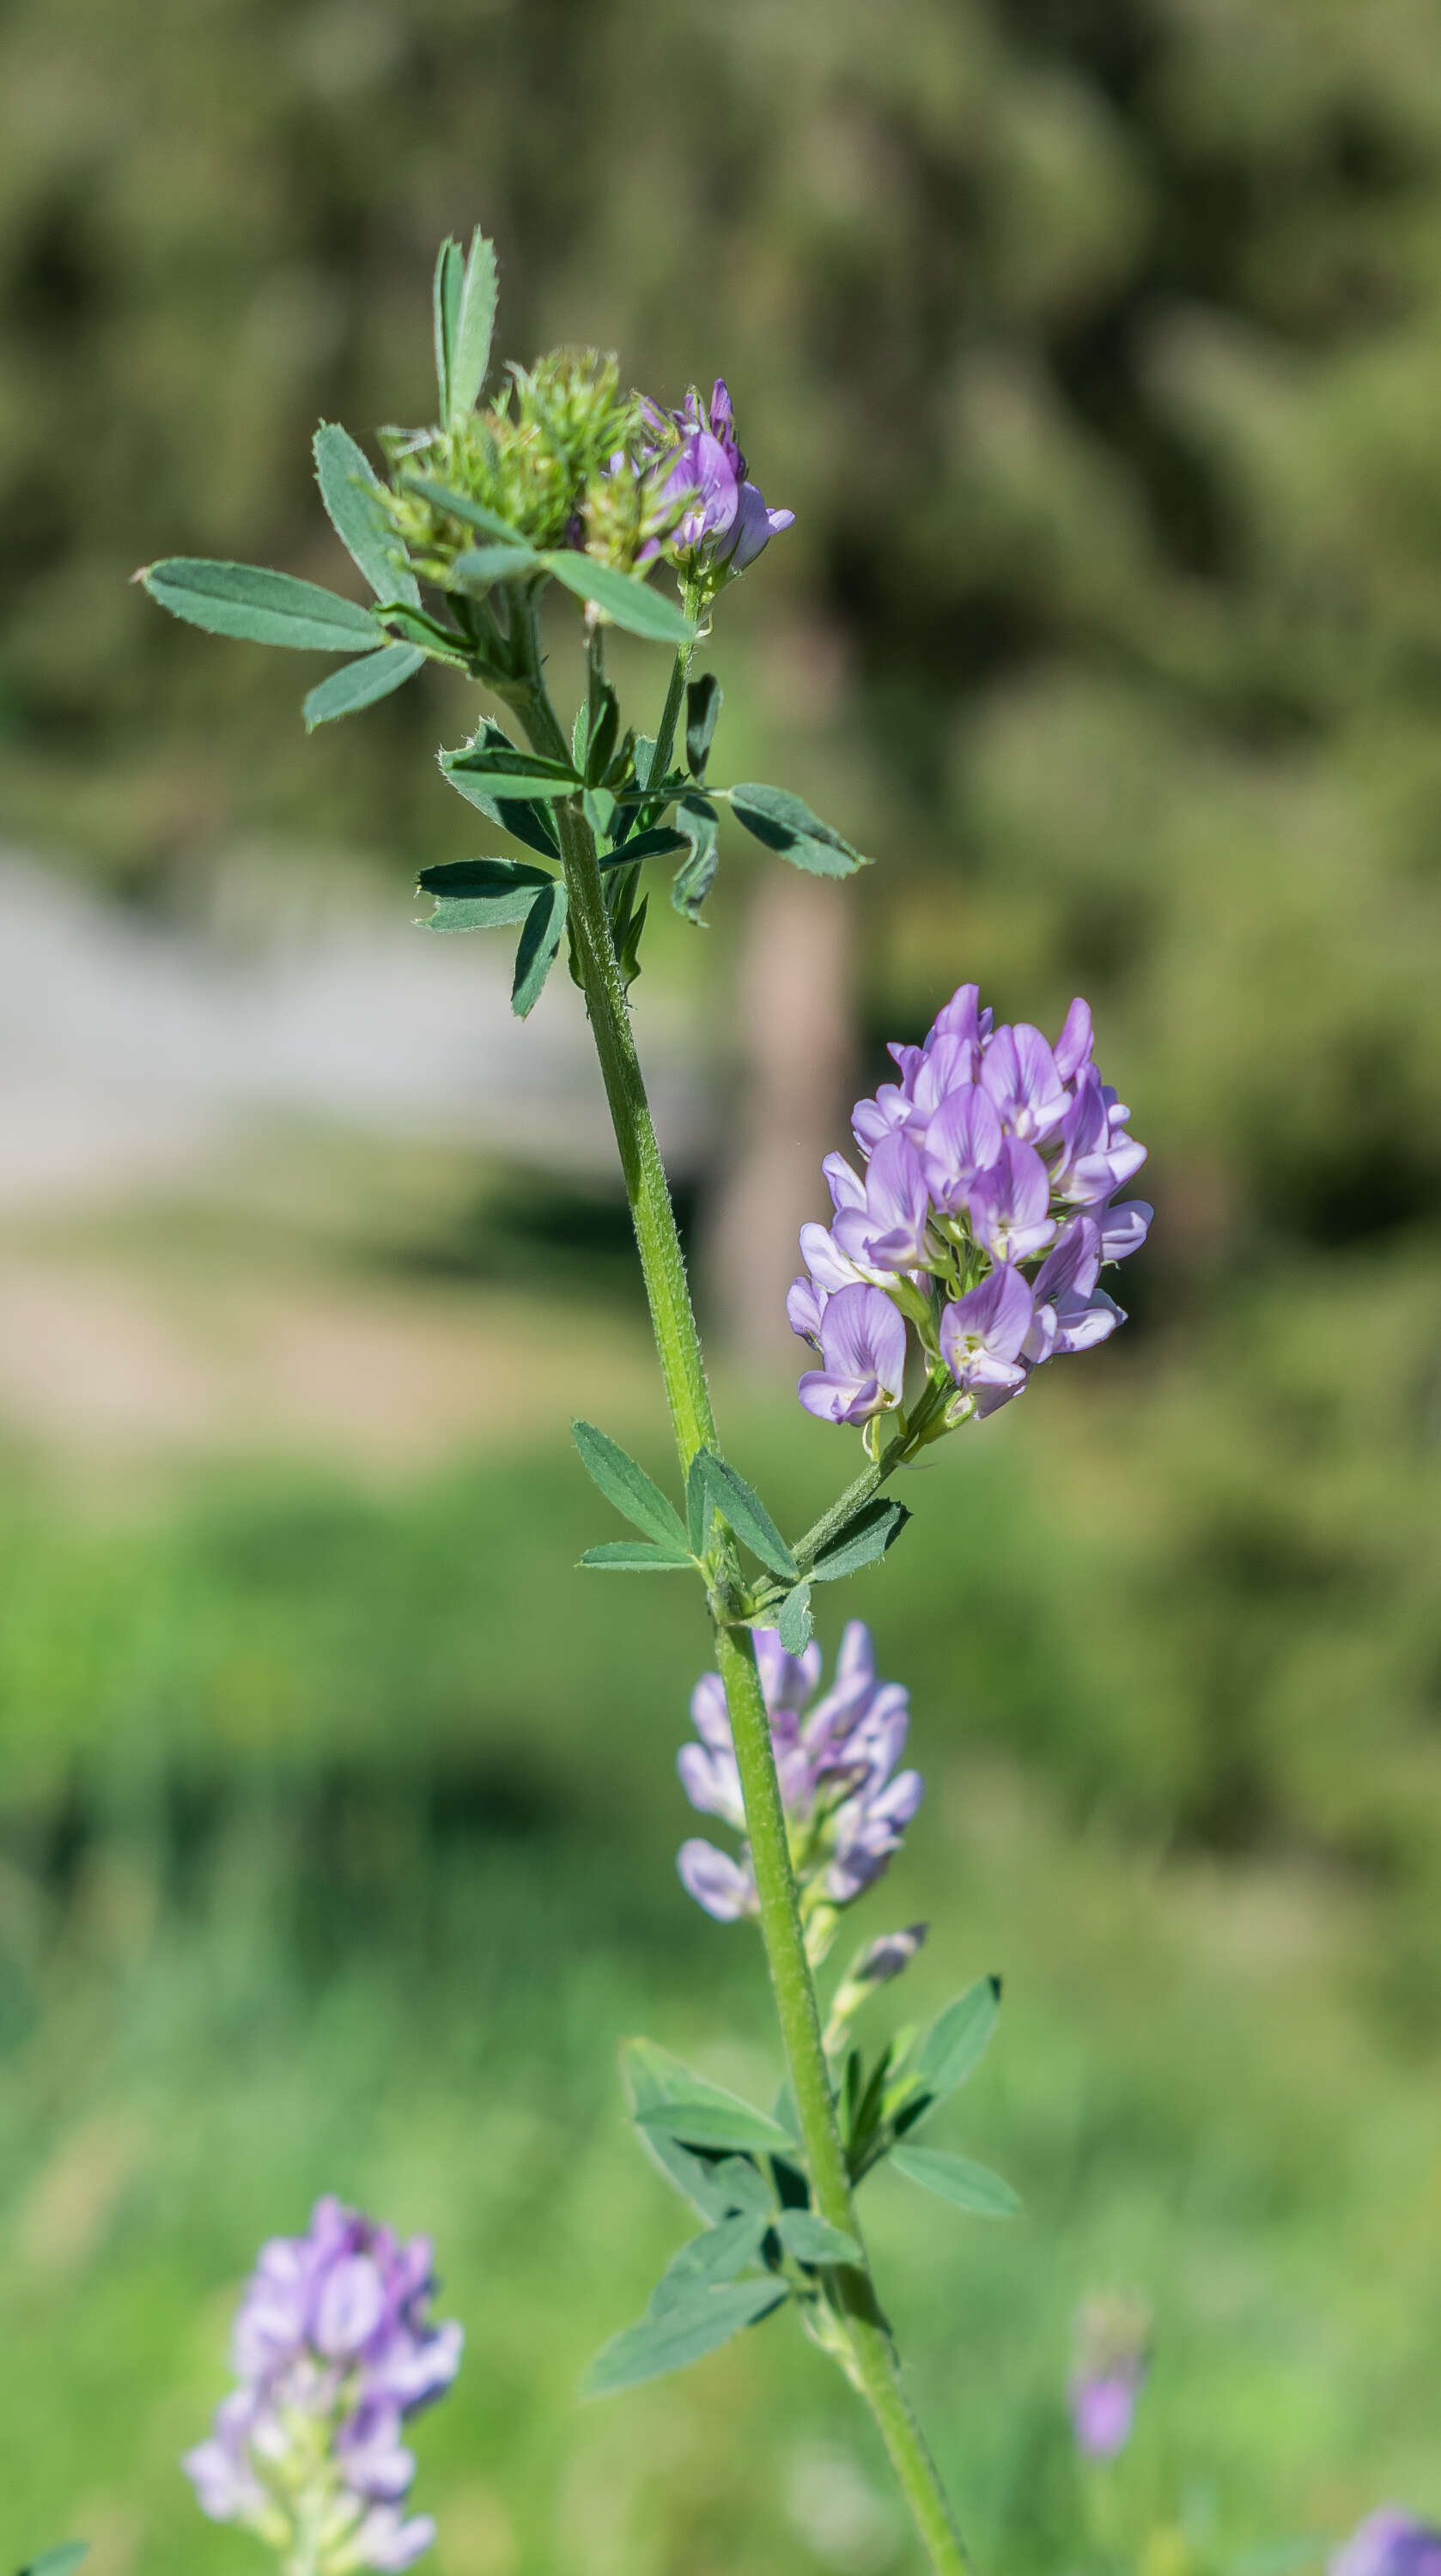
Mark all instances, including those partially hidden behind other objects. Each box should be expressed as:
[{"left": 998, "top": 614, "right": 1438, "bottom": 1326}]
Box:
[{"left": 3, "top": 1396, "right": 1437, "bottom": 2576}]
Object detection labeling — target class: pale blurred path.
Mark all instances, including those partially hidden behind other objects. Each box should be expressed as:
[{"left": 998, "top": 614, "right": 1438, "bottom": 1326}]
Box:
[{"left": 0, "top": 851, "right": 709, "bottom": 1468}]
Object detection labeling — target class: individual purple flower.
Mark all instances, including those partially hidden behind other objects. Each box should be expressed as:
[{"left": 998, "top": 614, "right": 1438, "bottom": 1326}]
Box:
[
  {"left": 1331, "top": 2512, "right": 1441, "bottom": 2576},
  {"left": 658, "top": 378, "right": 793, "bottom": 576},
  {"left": 1025, "top": 1216, "right": 1122, "bottom": 1364},
  {"left": 939, "top": 1266, "right": 1033, "bottom": 1413},
  {"left": 798, "top": 1282, "right": 908, "bottom": 1425},
  {"left": 834, "top": 1131, "right": 933, "bottom": 1273},
  {"left": 678, "top": 1623, "right": 922, "bottom": 1952},
  {"left": 921, "top": 1084, "right": 1005, "bottom": 1215},
  {"left": 1069, "top": 2293, "right": 1151, "bottom": 2464},
  {"left": 966, "top": 1137, "right": 1056, "bottom": 1265},
  {"left": 978, "top": 1022, "right": 1070, "bottom": 1147},
  {"left": 184, "top": 2199, "right": 461, "bottom": 2575},
  {"left": 1051, "top": 1065, "right": 1148, "bottom": 1212}
]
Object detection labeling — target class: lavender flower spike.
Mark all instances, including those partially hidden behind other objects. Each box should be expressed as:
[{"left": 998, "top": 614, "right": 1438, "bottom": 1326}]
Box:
[
  {"left": 184, "top": 2197, "right": 461, "bottom": 2575},
  {"left": 678, "top": 1621, "right": 922, "bottom": 1958},
  {"left": 1331, "top": 2515, "right": 1441, "bottom": 2576}
]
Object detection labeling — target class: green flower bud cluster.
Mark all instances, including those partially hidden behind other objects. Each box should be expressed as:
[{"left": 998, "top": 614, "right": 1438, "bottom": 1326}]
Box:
[{"left": 378, "top": 348, "right": 683, "bottom": 580}]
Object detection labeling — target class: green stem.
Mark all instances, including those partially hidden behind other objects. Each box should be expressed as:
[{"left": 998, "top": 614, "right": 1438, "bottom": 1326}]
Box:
[{"left": 510, "top": 629, "right": 971, "bottom": 2576}]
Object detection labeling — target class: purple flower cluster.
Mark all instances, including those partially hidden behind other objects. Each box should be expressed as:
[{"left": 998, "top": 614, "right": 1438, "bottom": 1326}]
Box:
[
  {"left": 183, "top": 2197, "right": 461, "bottom": 2575},
  {"left": 788, "top": 984, "right": 1151, "bottom": 1437},
  {"left": 1068, "top": 2293, "right": 1151, "bottom": 2463},
  {"left": 655, "top": 378, "right": 794, "bottom": 579},
  {"left": 678, "top": 1622, "right": 921, "bottom": 1953},
  {"left": 1332, "top": 2516, "right": 1441, "bottom": 2576}
]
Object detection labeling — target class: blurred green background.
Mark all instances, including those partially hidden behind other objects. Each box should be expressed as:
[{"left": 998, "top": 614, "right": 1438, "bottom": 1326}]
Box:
[{"left": 3, "top": 2, "right": 1441, "bottom": 2572}]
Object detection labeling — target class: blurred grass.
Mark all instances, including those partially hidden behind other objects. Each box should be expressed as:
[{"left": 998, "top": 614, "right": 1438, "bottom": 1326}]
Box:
[{"left": 2, "top": 1365, "right": 1439, "bottom": 2575}]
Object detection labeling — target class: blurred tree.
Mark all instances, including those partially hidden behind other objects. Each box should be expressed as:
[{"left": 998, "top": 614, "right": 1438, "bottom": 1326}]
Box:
[{"left": 0, "top": 0, "right": 1438, "bottom": 1880}]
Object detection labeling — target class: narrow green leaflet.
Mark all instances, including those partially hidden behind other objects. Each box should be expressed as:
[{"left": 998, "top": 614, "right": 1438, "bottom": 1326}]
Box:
[
  {"left": 635, "top": 2092, "right": 798, "bottom": 2156},
  {"left": 685, "top": 672, "right": 723, "bottom": 779},
  {"left": 912, "top": 1976, "right": 1001, "bottom": 2104},
  {"left": 696, "top": 1450, "right": 798, "bottom": 1582},
  {"left": 775, "top": 2211, "right": 861, "bottom": 2267},
  {"left": 368, "top": 601, "right": 470, "bottom": 665},
  {"left": 570, "top": 1422, "right": 690, "bottom": 1552},
  {"left": 648, "top": 2214, "right": 769, "bottom": 2312},
  {"left": 439, "top": 724, "right": 561, "bottom": 860},
  {"left": 777, "top": 1581, "right": 812, "bottom": 1656},
  {"left": 417, "top": 857, "right": 555, "bottom": 930},
  {"left": 601, "top": 827, "right": 688, "bottom": 867},
  {"left": 138, "top": 560, "right": 381, "bottom": 653},
  {"left": 541, "top": 551, "right": 696, "bottom": 644},
  {"left": 303, "top": 642, "right": 427, "bottom": 731},
  {"left": 402, "top": 474, "right": 530, "bottom": 547},
  {"left": 889, "top": 2147, "right": 1021, "bottom": 2219},
  {"left": 445, "top": 742, "right": 580, "bottom": 799},
  {"left": 579, "top": 1540, "right": 694, "bottom": 1571},
  {"left": 585, "top": 680, "right": 621, "bottom": 786},
  {"left": 581, "top": 2275, "right": 787, "bottom": 2399},
  {"left": 727, "top": 781, "right": 869, "bottom": 878},
  {"left": 20, "top": 2549, "right": 88, "bottom": 2576},
  {"left": 432, "top": 236, "right": 464, "bottom": 422},
  {"left": 313, "top": 423, "right": 419, "bottom": 606},
  {"left": 511, "top": 879, "right": 568, "bottom": 1018},
  {"left": 448, "top": 228, "right": 497, "bottom": 426},
  {"left": 671, "top": 796, "right": 720, "bottom": 924},
  {"left": 808, "top": 1499, "right": 911, "bottom": 1582},
  {"left": 451, "top": 543, "right": 540, "bottom": 590}
]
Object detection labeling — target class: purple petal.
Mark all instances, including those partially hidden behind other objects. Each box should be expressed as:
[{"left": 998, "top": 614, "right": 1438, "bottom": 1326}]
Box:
[
  {"left": 1097, "top": 1198, "right": 1152, "bottom": 1261},
  {"left": 939, "top": 1265, "right": 1035, "bottom": 1383},
  {"left": 820, "top": 1282, "right": 907, "bottom": 1392},
  {"left": 921, "top": 1084, "right": 1005, "bottom": 1213},
  {"left": 978, "top": 1022, "right": 1069, "bottom": 1145},
  {"left": 678, "top": 1839, "right": 755, "bottom": 1922},
  {"left": 967, "top": 1138, "right": 1055, "bottom": 1263},
  {"left": 857, "top": 1131, "right": 932, "bottom": 1270},
  {"left": 787, "top": 1273, "right": 826, "bottom": 1346},
  {"left": 1053, "top": 996, "right": 1094, "bottom": 1083},
  {"left": 314, "top": 2255, "right": 386, "bottom": 2359},
  {"left": 1031, "top": 1214, "right": 1102, "bottom": 1306}
]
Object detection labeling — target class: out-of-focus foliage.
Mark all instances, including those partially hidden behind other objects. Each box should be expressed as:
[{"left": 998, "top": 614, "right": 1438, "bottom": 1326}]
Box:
[
  {"left": 2, "top": 3, "right": 1441, "bottom": 2552},
  {"left": 5, "top": 0, "right": 1432, "bottom": 1872}
]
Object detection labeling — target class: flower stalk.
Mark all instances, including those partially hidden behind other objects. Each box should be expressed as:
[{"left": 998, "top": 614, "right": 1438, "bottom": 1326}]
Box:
[{"left": 510, "top": 657, "right": 972, "bottom": 2576}]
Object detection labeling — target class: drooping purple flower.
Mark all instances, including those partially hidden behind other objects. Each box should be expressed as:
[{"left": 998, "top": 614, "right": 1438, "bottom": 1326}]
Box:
[
  {"left": 678, "top": 1623, "right": 922, "bottom": 1950},
  {"left": 1069, "top": 2293, "right": 1151, "bottom": 2464},
  {"left": 1331, "top": 2512, "right": 1441, "bottom": 2576},
  {"left": 184, "top": 2200, "right": 461, "bottom": 2575},
  {"left": 798, "top": 1282, "right": 908, "bottom": 1425},
  {"left": 939, "top": 1266, "right": 1033, "bottom": 1413}
]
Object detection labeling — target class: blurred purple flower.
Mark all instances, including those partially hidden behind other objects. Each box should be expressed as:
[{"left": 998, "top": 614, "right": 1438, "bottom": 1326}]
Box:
[
  {"left": 183, "top": 2198, "right": 460, "bottom": 2574},
  {"left": 678, "top": 1622, "right": 922, "bottom": 1947},
  {"left": 1069, "top": 2293, "right": 1151, "bottom": 2464},
  {"left": 1331, "top": 2512, "right": 1441, "bottom": 2576}
]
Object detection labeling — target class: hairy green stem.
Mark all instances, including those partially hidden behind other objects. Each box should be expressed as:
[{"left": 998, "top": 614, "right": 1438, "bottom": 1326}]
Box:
[{"left": 509, "top": 621, "right": 970, "bottom": 2576}]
